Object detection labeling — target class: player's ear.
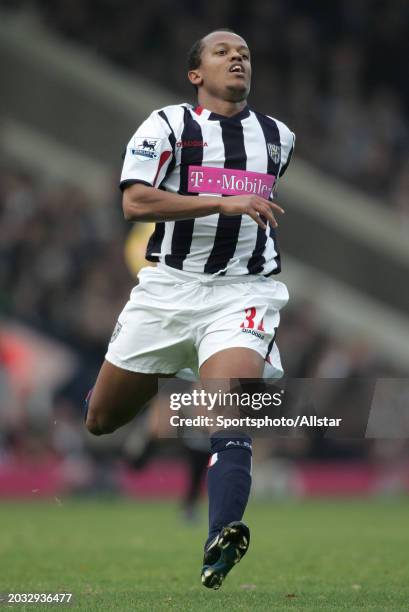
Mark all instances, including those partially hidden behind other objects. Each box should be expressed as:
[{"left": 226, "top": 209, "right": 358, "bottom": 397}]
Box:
[{"left": 188, "top": 69, "right": 203, "bottom": 88}]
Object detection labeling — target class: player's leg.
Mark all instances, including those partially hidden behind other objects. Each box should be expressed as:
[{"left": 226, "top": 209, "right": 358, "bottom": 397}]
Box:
[
  {"left": 85, "top": 266, "right": 193, "bottom": 436},
  {"left": 200, "top": 345, "right": 264, "bottom": 379},
  {"left": 199, "top": 347, "right": 264, "bottom": 589},
  {"left": 85, "top": 360, "right": 174, "bottom": 435},
  {"left": 190, "top": 278, "right": 288, "bottom": 588}
]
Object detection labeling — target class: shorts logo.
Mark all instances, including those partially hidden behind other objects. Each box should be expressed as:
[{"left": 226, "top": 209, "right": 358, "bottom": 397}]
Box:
[
  {"left": 110, "top": 321, "right": 122, "bottom": 343},
  {"left": 241, "top": 327, "right": 265, "bottom": 340},
  {"left": 130, "top": 137, "right": 161, "bottom": 160},
  {"left": 267, "top": 143, "right": 281, "bottom": 164}
]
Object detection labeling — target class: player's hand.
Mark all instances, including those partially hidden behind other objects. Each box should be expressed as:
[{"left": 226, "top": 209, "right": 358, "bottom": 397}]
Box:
[{"left": 219, "top": 195, "right": 284, "bottom": 230}]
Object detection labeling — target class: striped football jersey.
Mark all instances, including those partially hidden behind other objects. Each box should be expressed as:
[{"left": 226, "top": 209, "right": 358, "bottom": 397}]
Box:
[{"left": 120, "top": 103, "right": 295, "bottom": 276}]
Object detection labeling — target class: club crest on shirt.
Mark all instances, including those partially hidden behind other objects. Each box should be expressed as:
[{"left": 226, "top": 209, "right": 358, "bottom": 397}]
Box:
[
  {"left": 267, "top": 143, "right": 281, "bottom": 165},
  {"left": 130, "top": 137, "right": 161, "bottom": 160}
]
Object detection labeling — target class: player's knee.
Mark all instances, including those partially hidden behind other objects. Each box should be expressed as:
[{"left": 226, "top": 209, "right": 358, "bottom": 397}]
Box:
[
  {"left": 85, "top": 415, "right": 118, "bottom": 436},
  {"left": 85, "top": 404, "right": 118, "bottom": 436},
  {"left": 85, "top": 415, "right": 102, "bottom": 436}
]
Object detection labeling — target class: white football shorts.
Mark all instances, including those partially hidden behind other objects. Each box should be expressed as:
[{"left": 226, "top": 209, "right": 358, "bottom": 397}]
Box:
[{"left": 105, "top": 264, "right": 289, "bottom": 378}]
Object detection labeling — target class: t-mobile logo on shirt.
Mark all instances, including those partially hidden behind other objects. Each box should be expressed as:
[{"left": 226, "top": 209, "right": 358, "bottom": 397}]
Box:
[{"left": 188, "top": 165, "right": 275, "bottom": 198}]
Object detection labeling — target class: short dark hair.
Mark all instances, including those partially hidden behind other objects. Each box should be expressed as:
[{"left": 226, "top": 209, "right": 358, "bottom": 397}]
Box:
[{"left": 187, "top": 28, "right": 238, "bottom": 91}]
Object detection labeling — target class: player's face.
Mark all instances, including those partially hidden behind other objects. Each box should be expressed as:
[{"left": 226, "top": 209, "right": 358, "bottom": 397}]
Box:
[{"left": 191, "top": 32, "right": 252, "bottom": 102}]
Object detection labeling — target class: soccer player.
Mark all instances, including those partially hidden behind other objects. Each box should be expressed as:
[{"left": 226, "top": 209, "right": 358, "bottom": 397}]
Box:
[{"left": 85, "top": 29, "right": 295, "bottom": 589}]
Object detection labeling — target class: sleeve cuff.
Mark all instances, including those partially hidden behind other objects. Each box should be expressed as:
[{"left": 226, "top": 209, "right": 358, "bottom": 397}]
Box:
[{"left": 119, "top": 179, "right": 153, "bottom": 192}]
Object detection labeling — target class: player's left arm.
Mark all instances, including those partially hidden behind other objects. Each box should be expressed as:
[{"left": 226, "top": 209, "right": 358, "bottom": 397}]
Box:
[
  {"left": 270, "top": 120, "right": 295, "bottom": 199},
  {"left": 279, "top": 127, "right": 295, "bottom": 179}
]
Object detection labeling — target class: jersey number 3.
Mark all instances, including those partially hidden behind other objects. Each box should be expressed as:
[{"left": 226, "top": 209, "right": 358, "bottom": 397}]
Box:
[{"left": 240, "top": 307, "right": 265, "bottom": 331}]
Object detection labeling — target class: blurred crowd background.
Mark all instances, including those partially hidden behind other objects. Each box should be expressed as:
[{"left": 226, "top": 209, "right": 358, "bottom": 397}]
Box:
[
  {"left": 4, "top": 0, "right": 408, "bottom": 219},
  {"left": 1, "top": 0, "right": 408, "bottom": 507}
]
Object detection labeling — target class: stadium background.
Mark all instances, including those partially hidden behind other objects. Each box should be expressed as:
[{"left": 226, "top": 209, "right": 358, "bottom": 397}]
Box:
[{"left": 0, "top": 1, "right": 409, "bottom": 609}]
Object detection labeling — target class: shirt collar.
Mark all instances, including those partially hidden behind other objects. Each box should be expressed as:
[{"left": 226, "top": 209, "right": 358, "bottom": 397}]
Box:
[{"left": 193, "top": 104, "right": 251, "bottom": 122}]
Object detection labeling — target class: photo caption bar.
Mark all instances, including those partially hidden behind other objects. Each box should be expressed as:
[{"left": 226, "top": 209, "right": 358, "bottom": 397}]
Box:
[{"left": 156, "top": 378, "right": 409, "bottom": 439}]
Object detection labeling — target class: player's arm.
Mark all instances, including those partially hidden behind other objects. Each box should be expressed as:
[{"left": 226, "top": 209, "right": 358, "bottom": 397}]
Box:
[
  {"left": 122, "top": 183, "right": 284, "bottom": 230},
  {"left": 123, "top": 183, "right": 219, "bottom": 221},
  {"left": 121, "top": 109, "right": 284, "bottom": 229}
]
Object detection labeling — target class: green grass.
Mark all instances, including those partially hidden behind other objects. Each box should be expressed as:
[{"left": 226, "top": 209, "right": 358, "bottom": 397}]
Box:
[{"left": 0, "top": 498, "right": 408, "bottom": 611}]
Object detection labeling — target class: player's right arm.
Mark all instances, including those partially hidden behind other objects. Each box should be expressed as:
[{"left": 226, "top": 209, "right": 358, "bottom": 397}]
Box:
[{"left": 123, "top": 184, "right": 284, "bottom": 230}]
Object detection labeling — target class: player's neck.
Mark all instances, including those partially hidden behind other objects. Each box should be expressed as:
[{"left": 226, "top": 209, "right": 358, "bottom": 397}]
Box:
[{"left": 196, "top": 94, "right": 247, "bottom": 118}]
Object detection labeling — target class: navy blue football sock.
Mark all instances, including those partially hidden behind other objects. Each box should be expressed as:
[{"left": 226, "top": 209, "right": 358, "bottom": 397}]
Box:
[{"left": 205, "top": 432, "right": 252, "bottom": 549}]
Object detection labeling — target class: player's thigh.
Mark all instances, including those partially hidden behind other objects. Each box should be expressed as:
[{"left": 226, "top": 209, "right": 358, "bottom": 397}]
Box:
[
  {"left": 199, "top": 348, "right": 265, "bottom": 432},
  {"left": 199, "top": 347, "right": 265, "bottom": 379},
  {"left": 87, "top": 359, "right": 173, "bottom": 432}
]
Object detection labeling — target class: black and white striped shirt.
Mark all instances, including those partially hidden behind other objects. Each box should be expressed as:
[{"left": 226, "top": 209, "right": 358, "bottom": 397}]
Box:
[{"left": 120, "top": 103, "right": 295, "bottom": 276}]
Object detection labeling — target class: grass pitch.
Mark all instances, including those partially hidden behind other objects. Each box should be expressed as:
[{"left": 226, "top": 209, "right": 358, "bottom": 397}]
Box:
[{"left": 0, "top": 498, "right": 408, "bottom": 611}]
